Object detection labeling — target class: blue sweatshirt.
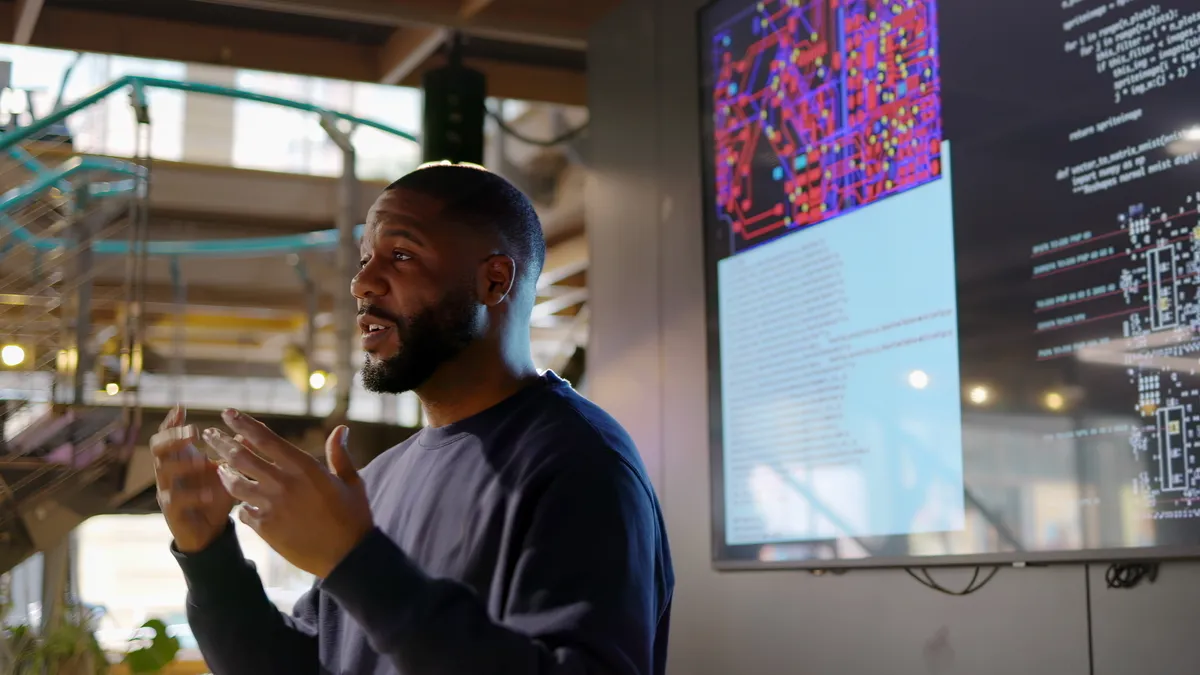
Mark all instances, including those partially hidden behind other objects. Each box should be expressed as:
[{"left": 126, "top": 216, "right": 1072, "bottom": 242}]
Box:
[{"left": 172, "top": 372, "right": 674, "bottom": 674}]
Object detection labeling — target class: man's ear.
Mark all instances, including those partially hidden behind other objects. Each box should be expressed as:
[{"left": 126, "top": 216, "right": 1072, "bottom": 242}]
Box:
[{"left": 478, "top": 254, "right": 517, "bottom": 306}]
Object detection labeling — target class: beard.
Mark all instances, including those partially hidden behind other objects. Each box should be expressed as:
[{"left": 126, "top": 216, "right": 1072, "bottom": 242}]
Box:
[{"left": 360, "top": 286, "right": 481, "bottom": 394}]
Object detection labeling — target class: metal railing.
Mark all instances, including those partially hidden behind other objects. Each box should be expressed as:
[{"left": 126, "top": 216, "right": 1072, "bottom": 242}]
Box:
[
  {"left": 0, "top": 75, "right": 420, "bottom": 524},
  {"left": 0, "top": 74, "right": 420, "bottom": 416}
]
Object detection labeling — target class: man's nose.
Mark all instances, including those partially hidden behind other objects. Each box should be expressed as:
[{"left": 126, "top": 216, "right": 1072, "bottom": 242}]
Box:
[{"left": 351, "top": 261, "right": 387, "bottom": 299}]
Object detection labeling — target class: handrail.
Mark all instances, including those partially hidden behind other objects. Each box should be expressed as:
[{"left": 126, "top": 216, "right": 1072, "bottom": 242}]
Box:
[
  {"left": 0, "top": 155, "right": 367, "bottom": 256},
  {"left": 0, "top": 73, "right": 411, "bottom": 256},
  {"left": 6, "top": 147, "right": 73, "bottom": 195},
  {"left": 0, "top": 75, "right": 418, "bottom": 153},
  {"left": 0, "top": 156, "right": 145, "bottom": 211}
]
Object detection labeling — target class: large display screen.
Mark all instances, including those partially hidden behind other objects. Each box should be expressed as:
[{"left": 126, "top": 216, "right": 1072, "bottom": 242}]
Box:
[{"left": 700, "top": 0, "right": 1200, "bottom": 567}]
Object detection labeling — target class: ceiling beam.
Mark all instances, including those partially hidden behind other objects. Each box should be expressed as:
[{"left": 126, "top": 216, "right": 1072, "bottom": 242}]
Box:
[
  {"left": 9, "top": 3, "right": 379, "bottom": 82},
  {"left": 141, "top": 354, "right": 284, "bottom": 379},
  {"left": 188, "top": 0, "right": 588, "bottom": 50},
  {"left": 532, "top": 287, "right": 587, "bottom": 323},
  {"left": 539, "top": 233, "right": 588, "bottom": 289},
  {"left": 459, "top": 0, "right": 497, "bottom": 17},
  {"left": 0, "top": 2, "right": 585, "bottom": 105},
  {"left": 11, "top": 0, "right": 41, "bottom": 45},
  {"left": 400, "top": 55, "right": 586, "bottom": 106},
  {"left": 378, "top": 0, "right": 495, "bottom": 86},
  {"left": 379, "top": 27, "right": 449, "bottom": 86}
]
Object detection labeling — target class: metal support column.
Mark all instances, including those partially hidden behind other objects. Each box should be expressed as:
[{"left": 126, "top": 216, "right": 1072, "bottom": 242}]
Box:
[
  {"left": 290, "top": 257, "right": 319, "bottom": 417},
  {"left": 305, "top": 284, "right": 318, "bottom": 416},
  {"left": 70, "top": 194, "right": 93, "bottom": 405},
  {"left": 39, "top": 538, "right": 69, "bottom": 634},
  {"left": 127, "top": 88, "right": 152, "bottom": 428},
  {"left": 169, "top": 257, "right": 186, "bottom": 402},
  {"left": 320, "top": 115, "right": 359, "bottom": 422}
]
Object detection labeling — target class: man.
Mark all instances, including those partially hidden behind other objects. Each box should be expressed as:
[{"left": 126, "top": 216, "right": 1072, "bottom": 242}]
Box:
[{"left": 150, "top": 163, "right": 674, "bottom": 674}]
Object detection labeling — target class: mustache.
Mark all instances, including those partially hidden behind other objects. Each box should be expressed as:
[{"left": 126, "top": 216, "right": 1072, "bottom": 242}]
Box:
[{"left": 357, "top": 304, "right": 403, "bottom": 326}]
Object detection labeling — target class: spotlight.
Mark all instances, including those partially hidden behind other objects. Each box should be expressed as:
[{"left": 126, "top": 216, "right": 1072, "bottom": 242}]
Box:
[
  {"left": 908, "top": 370, "right": 929, "bottom": 389},
  {"left": 1, "top": 345, "right": 24, "bottom": 367},
  {"left": 105, "top": 382, "right": 120, "bottom": 396},
  {"left": 308, "top": 371, "right": 327, "bottom": 391},
  {"left": 968, "top": 385, "right": 990, "bottom": 405},
  {"left": 1044, "top": 391, "right": 1065, "bottom": 411}
]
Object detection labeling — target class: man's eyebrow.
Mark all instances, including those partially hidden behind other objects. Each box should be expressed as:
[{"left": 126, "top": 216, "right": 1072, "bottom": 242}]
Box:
[{"left": 374, "top": 214, "right": 427, "bottom": 245}]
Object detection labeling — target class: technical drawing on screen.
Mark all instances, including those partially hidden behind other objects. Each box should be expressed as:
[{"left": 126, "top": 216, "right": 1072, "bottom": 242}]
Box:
[{"left": 700, "top": 0, "right": 1200, "bottom": 567}]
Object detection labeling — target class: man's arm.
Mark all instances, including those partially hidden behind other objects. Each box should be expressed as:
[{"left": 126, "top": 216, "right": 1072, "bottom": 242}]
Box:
[
  {"left": 320, "top": 450, "right": 667, "bottom": 675},
  {"left": 173, "top": 520, "right": 320, "bottom": 675}
]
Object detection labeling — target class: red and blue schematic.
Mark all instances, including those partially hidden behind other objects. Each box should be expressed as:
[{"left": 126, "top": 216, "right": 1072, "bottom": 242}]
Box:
[{"left": 709, "top": 0, "right": 943, "bottom": 254}]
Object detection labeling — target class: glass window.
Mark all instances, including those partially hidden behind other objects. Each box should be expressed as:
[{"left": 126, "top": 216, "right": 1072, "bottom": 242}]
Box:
[
  {"left": 75, "top": 513, "right": 315, "bottom": 653},
  {"left": 232, "top": 69, "right": 340, "bottom": 176},
  {"left": 349, "top": 82, "right": 422, "bottom": 181},
  {"left": 0, "top": 45, "right": 421, "bottom": 177},
  {"left": 231, "top": 69, "right": 421, "bottom": 179},
  {"left": 97, "top": 56, "right": 186, "bottom": 161}
]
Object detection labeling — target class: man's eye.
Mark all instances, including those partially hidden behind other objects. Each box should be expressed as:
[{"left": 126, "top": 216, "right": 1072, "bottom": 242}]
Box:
[
  {"left": 358, "top": 258, "right": 370, "bottom": 269},
  {"left": 393, "top": 251, "right": 412, "bottom": 262}
]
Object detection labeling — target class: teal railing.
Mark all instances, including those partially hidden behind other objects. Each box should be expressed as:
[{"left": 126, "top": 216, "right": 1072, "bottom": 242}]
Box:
[
  {"left": 0, "top": 75, "right": 417, "bottom": 151},
  {"left": 0, "top": 75, "right": 414, "bottom": 257}
]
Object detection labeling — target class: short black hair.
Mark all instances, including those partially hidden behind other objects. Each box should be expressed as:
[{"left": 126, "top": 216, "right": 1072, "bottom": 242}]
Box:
[{"left": 386, "top": 162, "right": 546, "bottom": 287}]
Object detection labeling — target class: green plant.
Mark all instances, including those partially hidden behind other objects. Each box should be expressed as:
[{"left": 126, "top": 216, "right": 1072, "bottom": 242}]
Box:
[
  {"left": 122, "top": 619, "right": 180, "bottom": 675},
  {"left": 2, "top": 604, "right": 108, "bottom": 675}
]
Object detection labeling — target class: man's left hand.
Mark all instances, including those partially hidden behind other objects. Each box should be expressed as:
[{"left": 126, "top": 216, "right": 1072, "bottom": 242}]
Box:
[{"left": 216, "top": 409, "right": 373, "bottom": 579}]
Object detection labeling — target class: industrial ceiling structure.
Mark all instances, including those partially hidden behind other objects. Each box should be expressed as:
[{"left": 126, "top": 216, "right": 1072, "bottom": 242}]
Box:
[
  {"left": 0, "top": 0, "right": 601, "bottom": 597},
  {"left": 0, "top": 0, "right": 613, "bottom": 105},
  {"left": 0, "top": 0, "right": 602, "bottom": 386},
  {"left": 0, "top": 111, "right": 590, "bottom": 385}
]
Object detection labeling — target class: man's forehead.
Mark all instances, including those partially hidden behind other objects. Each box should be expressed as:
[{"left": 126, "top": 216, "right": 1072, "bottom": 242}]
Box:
[
  {"left": 369, "top": 188, "right": 444, "bottom": 220},
  {"left": 363, "top": 188, "right": 476, "bottom": 251},
  {"left": 365, "top": 191, "right": 432, "bottom": 235}
]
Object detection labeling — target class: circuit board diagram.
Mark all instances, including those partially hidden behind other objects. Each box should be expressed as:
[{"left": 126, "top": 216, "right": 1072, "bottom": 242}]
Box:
[
  {"left": 1117, "top": 195, "right": 1200, "bottom": 507},
  {"left": 708, "top": 0, "right": 944, "bottom": 253}
]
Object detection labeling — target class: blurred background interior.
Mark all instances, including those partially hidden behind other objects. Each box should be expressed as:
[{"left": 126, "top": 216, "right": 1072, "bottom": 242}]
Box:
[
  {"left": 0, "top": 1, "right": 593, "bottom": 670},
  {"left": 0, "top": 1, "right": 1195, "bottom": 674}
]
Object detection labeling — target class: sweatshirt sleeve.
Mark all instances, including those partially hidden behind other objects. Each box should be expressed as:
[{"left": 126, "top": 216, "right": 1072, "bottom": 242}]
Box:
[
  {"left": 319, "top": 451, "right": 665, "bottom": 675},
  {"left": 172, "top": 520, "right": 320, "bottom": 675}
]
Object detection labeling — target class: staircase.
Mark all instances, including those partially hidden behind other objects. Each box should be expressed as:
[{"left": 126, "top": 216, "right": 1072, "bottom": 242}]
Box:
[
  {"left": 0, "top": 76, "right": 426, "bottom": 576},
  {"left": 0, "top": 126, "right": 148, "bottom": 574}
]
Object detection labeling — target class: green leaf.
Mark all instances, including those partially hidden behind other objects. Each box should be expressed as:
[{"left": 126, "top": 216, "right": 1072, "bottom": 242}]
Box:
[{"left": 122, "top": 619, "right": 181, "bottom": 674}]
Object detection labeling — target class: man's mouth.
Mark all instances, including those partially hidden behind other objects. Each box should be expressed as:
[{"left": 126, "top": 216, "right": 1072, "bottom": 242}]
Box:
[
  {"left": 357, "top": 305, "right": 401, "bottom": 335},
  {"left": 359, "top": 322, "right": 394, "bottom": 352},
  {"left": 358, "top": 318, "right": 394, "bottom": 336},
  {"left": 355, "top": 307, "right": 398, "bottom": 353}
]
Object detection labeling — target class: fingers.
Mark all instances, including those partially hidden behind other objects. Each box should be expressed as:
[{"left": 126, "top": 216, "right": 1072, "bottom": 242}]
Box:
[
  {"left": 152, "top": 420, "right": 220, "bottom": 509},
  {"left": 217, "top": 464, "right": 269, "bottom": 509},
  {"left": 212, "top": 430, "right": 283, "bottom": 484},
  {"left": 224, "top": 437, "right": 282, "bottom": 482},
  {"left": 221, "top": 409, "right": 308, "bottom": 473},
  {"left": 151, "top": 427, "right": 207, "bottom": 485},
  {"left": 158, "top": 405, "right": 186, "bottom": 433},
  {"left": 157, "top": 466, "right": 222, "bottom": 510},
  {"left": 325, "top": 426, "right": 360, "bottom": 485},
  {"left": 150, "top": 424, "right": 201, "bottom": 466},
  {"left": 237, "top": 502, "right": 264, "bottom": 531}
]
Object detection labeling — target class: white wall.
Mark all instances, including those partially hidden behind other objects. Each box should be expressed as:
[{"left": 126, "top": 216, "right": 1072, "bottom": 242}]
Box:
[{"left": 584, "top": 2, "right": 1200, "bottom": 674}]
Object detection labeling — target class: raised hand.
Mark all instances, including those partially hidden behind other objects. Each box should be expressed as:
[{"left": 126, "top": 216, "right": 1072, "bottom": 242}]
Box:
[
  {"left": 215, "top": 409, "right": 373, "bottom": 578},
  {"left": 150, "top": 406, "right": 237, "bottom": 553}
]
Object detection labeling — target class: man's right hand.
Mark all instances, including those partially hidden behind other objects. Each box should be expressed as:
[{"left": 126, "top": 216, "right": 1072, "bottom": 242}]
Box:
[{"left": 151, "top": 406, "right": 236, "bottom": 554}]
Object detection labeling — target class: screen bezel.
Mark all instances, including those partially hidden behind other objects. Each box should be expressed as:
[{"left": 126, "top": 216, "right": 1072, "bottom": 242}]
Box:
[{"left": 694, "top": 0, "right": 1200, "bottom": 571}]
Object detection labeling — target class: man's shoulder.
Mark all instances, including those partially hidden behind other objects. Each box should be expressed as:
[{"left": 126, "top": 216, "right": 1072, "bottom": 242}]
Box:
[
  {"left": 357, "top": 375, "right": 649, "bottom": 494},
  {"left": 515, "top": 378, "right": 653, "bottom": 495},
  {"left": 529, "top": 378, "right": 635, "bottom": 451}
]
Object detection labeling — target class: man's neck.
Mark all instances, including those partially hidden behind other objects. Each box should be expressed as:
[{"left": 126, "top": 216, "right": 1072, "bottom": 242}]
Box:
[{"left": 416, "top": 343, "right": 540, "bottom": 427}]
